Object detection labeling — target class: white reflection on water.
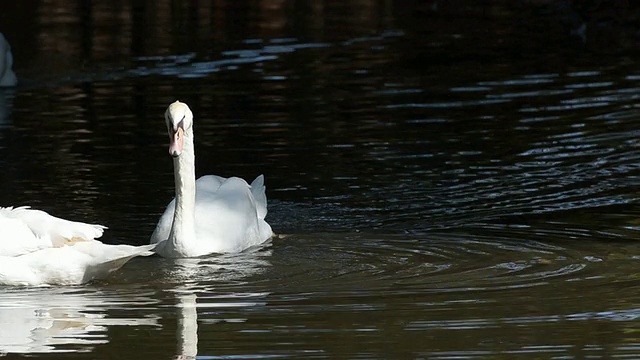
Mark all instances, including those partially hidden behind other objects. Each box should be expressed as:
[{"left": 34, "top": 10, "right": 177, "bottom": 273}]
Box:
[
  {"left": 0, "top": 287, "right": 160, "bottom": 354},
  {"left": 0, "top": 237, "right": 272, "bottom": 358},
  {"left": 175, "top": 292, "right": 198, "bottom": 360},
  {"left": 167, "top": 245, "right": 273, "bottom": 360}
]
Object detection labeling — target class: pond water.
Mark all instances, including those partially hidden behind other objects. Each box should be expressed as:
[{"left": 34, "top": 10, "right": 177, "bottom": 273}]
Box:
[{"left": 2, "top": 1, "right": 640, "bottom": 358}]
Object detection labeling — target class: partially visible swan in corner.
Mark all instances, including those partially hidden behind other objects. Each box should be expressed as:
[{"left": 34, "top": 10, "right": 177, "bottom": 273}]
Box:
[
  {"left": 0, "top": 206, "right": 155, "bottom": 286},
  {"left": 151, "top": 101, "right": 273, "bottom": 258},
  {"left": 0, "top": 33, "right": 17, "bottom": 87}
]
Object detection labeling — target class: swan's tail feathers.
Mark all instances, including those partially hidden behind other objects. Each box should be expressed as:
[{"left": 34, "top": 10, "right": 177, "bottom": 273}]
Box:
[
  {"left": 125, "top": 243, "right": 157, "bottom": 257},
  {"left": 250, "top": 175, "right": 268, "bottom": 219},
  {"left": 102, "top": 244, "right": 157, "bottom": 268},
  {"left": 81, "top": 243, "right": 157, "bottom": 283}
]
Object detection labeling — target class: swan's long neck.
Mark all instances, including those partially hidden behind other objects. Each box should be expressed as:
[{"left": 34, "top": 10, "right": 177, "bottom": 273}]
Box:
[{"left": 168, "top": 129, "right": 197, "bottom": 256}]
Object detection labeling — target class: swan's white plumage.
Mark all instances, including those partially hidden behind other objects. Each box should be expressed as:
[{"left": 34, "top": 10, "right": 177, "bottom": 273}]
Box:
[
  {"left": 0, "top": 206, "right": 105, "bottom": 256},
  {"left": 0, "top": 206, "right": 154, "bottom": 286},
  {"left": 151, "top": 175, "right": 272, "bottom": 255},
  {"left": 151, "top": 101, "right": 273, "bottom": 258},
  {"left": 0, "top": 33, "right": 17, "bottom": 87}
]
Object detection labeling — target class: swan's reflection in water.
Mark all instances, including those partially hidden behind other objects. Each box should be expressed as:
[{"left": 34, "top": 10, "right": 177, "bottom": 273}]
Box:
[
  {"left": 0, "top": 286, "right": 160, "bottom": 354},
  {"left": 0, "top": 244, "right": 272, "bottom": 357},
  {"left": 167, "top": 245, "right": 272, "bottom": 360},
  {"left": 175, "top": 292, "right": 198, "bottom": 360},
  {"left": 165, "top": 244, "right": 272, "bottom": 284}
]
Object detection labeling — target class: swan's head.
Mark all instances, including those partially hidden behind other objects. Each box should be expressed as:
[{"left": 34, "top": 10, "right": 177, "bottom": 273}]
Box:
[{"left": 165, "top": 101, "right": 193, "bottom": 157}]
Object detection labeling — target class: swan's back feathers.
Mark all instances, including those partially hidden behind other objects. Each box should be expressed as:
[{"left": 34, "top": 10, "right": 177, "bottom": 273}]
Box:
[
  {"left": 193, "top": 177, "right": 267, "bottom": 253},
  {"left": 250, "top": 175, "right": 268, "bottom": 220},
  {"left": 0, "top": 206, "right": 106, "bottom": 248},
  {"left": 0, "top": 216, "right": 49, "bottom": 256},
  {"left": 196, "top": 175, "right": 227, "bottom": 194}
]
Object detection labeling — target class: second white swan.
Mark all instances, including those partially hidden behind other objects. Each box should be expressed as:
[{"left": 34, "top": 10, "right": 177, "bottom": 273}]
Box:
[
  {"left": 0, "top": 206, "right": 155, "bottom": 286},
  {"left": 0, "top": 33, "right": 17, "bottom": 87},
  {"left": 151, "top": 101, "right": 273, "bottom": 258}
]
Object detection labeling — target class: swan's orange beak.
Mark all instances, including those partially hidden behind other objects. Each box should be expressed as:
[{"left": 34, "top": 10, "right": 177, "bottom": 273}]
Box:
[{"left": 169, "top": 127, "right": 184, "bottom": 157}]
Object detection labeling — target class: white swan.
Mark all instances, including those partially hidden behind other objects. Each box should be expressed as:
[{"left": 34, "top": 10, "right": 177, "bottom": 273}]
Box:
[
  {"left": 0, "top": 206, "right": 155, "bottom": 286},
  {"left": 0, "top": 33, "right": 17, "bottom": 87},
  {"left": 151, "top": 101, "right": 273, "bottom": 258}
]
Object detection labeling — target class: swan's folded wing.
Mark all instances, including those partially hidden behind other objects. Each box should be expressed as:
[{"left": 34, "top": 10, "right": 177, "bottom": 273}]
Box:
[
  {"left": 0, "top": 206, "right": 106, "bottom": 247},
  {"left": 193, "top": 177, "right": 270, "bottom": 253},
  {"left": 0, "top": 217, "right": 49, "bottom": 256}
]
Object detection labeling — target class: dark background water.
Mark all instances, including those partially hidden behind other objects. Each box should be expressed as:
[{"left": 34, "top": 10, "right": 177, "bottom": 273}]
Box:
[{"left": 2, "top": 1, "right": 640, "bottom": 359}]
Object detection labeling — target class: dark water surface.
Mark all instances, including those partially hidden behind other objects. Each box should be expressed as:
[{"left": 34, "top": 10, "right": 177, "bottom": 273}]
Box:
[{"left": 2, "top": 1, "right": 640, "bottom": 358}]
